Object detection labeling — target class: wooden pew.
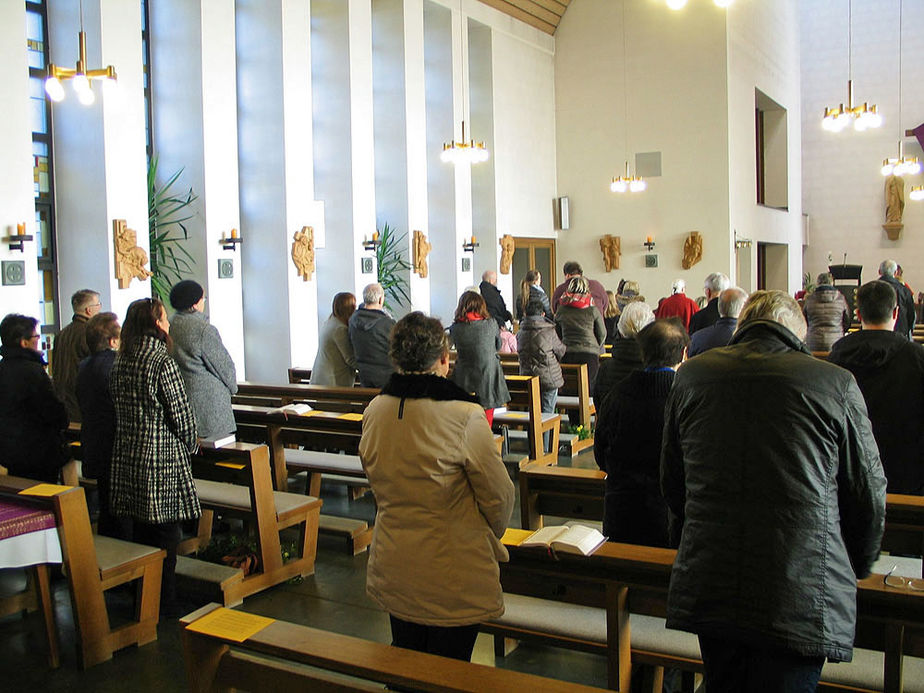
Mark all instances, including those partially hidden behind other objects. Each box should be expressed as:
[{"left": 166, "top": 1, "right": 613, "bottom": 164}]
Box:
[
  {"left": 181, "top": 602, "right": 605, "bottom": 692},
  {"left": 492, "top": 375, "right": 561, "bottom": 466},
  {"left": 0, "top": 475, "right": 165, "bottom": 669},
  {"left": 234, "top": 381, "right": 379, "bottom": 413},
  {"left": 488, "top": 540, "right": 924, "bottom": 692},
  {"left": 184, "top": 443, "right": 322, "bottom": 605}
]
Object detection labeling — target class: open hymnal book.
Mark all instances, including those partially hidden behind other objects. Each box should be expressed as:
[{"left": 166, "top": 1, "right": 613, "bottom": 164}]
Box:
[
  {"left": 198, "top": 434, "right": 236, "bottom": 449},
  {"left": 521, "top": 523, "right": 607, "bottom": 557},
  {"left": 271, "top": 403, "right": 313, "bottom": 416}
]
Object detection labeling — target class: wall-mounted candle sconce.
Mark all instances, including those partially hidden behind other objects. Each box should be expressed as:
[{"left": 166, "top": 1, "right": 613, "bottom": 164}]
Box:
[
  {"left": 462, "top": 235, "right": 479, "bottom": 253},
  {"left": 734, "top": 230, "right": 752, "bottom": 250},
  {"left": 643, "top": 235, "right": 655, "bottom": 252},
  {"left": 4, "top": 223, "right": 34, "bottom": 253},
  {"left": 220, "top": 228, "right": 242, "bottom": 251},
  {"left": 363, "top": 231, "right": 381, "bottom": 253}
]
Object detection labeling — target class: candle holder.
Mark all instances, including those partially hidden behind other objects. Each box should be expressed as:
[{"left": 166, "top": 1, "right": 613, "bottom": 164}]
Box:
[
  {"left": 4, "top": 223, "right": 33, "bottom": 253},
  {"left": 462, "top": 237, "right": 479, "bottom": 253},
  {"left": 363, "top": 233, "right": 382, "bottom": 253},
  {"left": 643, "top": 238, "right": 656, "bottom": 252},
  {"left": 220, "top": 229, "right": 242, "bottom": 251}
]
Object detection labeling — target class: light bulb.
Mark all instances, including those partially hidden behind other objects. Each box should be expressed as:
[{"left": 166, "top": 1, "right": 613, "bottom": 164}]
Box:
[
  {"left": 630, "top": 179, "right": 647, "bottom": 193},
  {"left": 910, "top": 187, "right": 924, "bottom": 202},
  {"left": 78, "top": 85, "right": 95, "bottom": 105},
  {"left": 714, "top": 0, "right": 733, "bottom": 6},
  {"left": 611, "top": 179, "right": 627, "bottom": 193},
  {"left": 73, "top": 73, "right": 90, "bottom": 94},
  {"left": 909, "top": 161, "right": 922, "bottom": 175},
  {"left": 44, "top": 76, "right": 65, "bottom": 102},
  {"left": 666, "top": 0, "right": 687, "bottom": 9},
  {"left": 881, "top": 162, "right": 894, "bottom": 176}
]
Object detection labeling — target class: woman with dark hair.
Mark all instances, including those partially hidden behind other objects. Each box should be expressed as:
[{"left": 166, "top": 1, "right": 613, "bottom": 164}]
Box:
[
  {"left": 555, "top": 276, "right": 606, "bottom": 394},
  {"left": 109, "top": 298, "right": 200, "bottom": 613},
  {"left": 0, "top": 313, "right": 68, "bottom": 483},
  {"left": 169, "top": 280, "right": 238, "bottom": 439},
  {"left": 310, "top": 292, "right": 358, "bottom": 386},
  {"left": 517, "top": 299, "right": 566, "bottom": 452},
  {"left": 76, "top": 312, "right": 130, "bottom": 538},
  {"left": 515, "top": 269, "right": 552, "bottom": 321},
  {"left": 449, "top": 291, "right": 509, "bottom": 426},
  {"left": 359, "top": 311, "right": 514, "bottom": 662}
]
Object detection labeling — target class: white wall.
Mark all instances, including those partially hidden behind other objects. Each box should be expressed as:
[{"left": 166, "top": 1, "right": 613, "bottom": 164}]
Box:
[
  {"left": 728, "top": 0, "right": 802, "bottom": 293},
  {"left": 555, "top": 0, "right": 729, "bottom": 302},
  {"left": 801, "top": 0, "right": 924, "bottom": 291}
]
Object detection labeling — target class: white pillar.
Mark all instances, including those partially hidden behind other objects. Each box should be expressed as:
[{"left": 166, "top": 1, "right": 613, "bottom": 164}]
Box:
[
  {"left": 237, "top": 0, "right": 321, "bottom": 383},
  {"left": 150, "top": 0, "right": 246, "bottom": 376},
  {"left": 0, "top": 2, "right": 40, "bottom": 320},
  {"left": 49, "top": 0, "right": 149, "bottom": 319}
]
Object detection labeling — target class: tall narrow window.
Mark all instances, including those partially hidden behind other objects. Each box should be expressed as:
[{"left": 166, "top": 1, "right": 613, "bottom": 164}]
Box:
[
  {"left": 755, "top": 88, "right": 789, "bottom": 211},
  {"left": 141, "top": 0, "right": 154, "bottom": 160},
  {"left": 26, "top": 0, "right": 59, "bottom": 358}
]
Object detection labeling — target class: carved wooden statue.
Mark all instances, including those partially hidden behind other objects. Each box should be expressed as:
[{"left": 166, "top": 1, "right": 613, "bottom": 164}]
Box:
[
  {"left": 883, "top": 175, "right": 904, "bottom": 240},
  {"left": 413, "top": 230, "right": 431, "bottom": 278},
  {"left": 113, "top": 219, "right": 152, "bottom": 289},
  {"left": 499, "top": 234, "right": 515, "bottom": 275},
  {"left": 291, "top": 226, "right": 315, "bottom": 281},
  {"left": 599, "top": 235, "right": 621, "bottom": 272},
  {"left": 682, "top": 231, "right": 703, "bottom": 270}
]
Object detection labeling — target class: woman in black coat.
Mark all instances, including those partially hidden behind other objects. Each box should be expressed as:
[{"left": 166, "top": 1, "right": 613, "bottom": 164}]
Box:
[
  {"left": 0, "top": 314, "right": 68, "bottom": 483},
  {"left": 515, "top": 269, "right": 553, "bottom": 321}
]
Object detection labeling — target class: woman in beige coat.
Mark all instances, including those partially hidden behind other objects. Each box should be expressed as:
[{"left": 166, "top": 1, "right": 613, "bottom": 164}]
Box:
[{"left": 359, "top": 311, "right": 515, "bottom": 661}]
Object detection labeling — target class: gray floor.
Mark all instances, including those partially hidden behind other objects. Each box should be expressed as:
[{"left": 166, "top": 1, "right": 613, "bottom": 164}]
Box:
[{"left": 0, "top": 443, "right": 607, "bottom": 691}]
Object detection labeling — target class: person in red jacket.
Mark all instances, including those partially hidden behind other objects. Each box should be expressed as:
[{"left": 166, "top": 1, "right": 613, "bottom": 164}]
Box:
[{"left": 654, "top": 279, "right": 700, "bottom": 331}]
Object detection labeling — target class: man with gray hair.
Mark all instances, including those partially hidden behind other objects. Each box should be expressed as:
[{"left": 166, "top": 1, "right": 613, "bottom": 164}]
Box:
[
  {"left": 479, "top": 269, "right": 512, "bottom": 330},
  {"left": 689, "top": 271, "right": 730, "bottom": 334},
  {"left": 661, "top": 290, "right": 886, "bottom": 690},
  {"left": 348, "top": 283, "right": 396, "bottom": 388},
  {"left": 654, "top": 278, "right": 699, "bottom": 331},
  {"left": 592, "top": 301, "right": 655, "bottom": 408},
  {"left": 687, "top": 287, "right": 748, "bottom": 357},
  {"left": 878, "top": 259, "right": 915, "bottom": 338},
  {"left": 53, "top": 288, "right": 103, "bottom": 422}
]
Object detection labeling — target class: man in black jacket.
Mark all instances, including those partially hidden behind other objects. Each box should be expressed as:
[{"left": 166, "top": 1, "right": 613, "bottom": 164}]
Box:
[
  {"left": 878, "top": 259, "right": 915, "bottom": 339},
  {"left": 479, "top": 270, "right": 512, "bottom": 330},
  {"left": 687, "top": 271, "right": 729, "bottom": 334},
  {"left": 661, "top": 290, "right": 886, "bottom": 691},
  {"left": 349, "top": 283, "right": 396, "bottom": 388},
  {"left": 0, "top": 314, "right": 68, "bottom": 483},
  {"left": 829, "top": 280, "right": 924, "bottom": 494}
]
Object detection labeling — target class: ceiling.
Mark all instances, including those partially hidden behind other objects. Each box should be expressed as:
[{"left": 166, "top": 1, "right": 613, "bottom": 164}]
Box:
[{"left": 476, "top": 0, "right": 570, "bottom": 35}]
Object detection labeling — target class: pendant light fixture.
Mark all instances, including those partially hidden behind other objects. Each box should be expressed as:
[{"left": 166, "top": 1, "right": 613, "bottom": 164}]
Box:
[
  {"left": 910, "top": 186, "right": 924, "bottom": 201},
  {"left": 44, "top": 0, "right": 117, "bottom": 105},
  {"left": 611, "top": 0, "right": 645, "bottom": 194},
  {"left": 880, "top": 0, "right": 920, "bottom": 177},
  {"left": 822, "top": 0, "right": 881, "bottom": 132},
  {"left": 440, "top": 0, "right": 489, "bottom": 166}
]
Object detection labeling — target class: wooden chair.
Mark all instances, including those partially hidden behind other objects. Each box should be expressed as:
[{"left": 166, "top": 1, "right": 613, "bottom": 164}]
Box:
[
  {"left": 493, "top": 375, "right": 561, "bottom": 466},
  {"left": 0, "top": 475, "right": 165, "bottom": 669}
]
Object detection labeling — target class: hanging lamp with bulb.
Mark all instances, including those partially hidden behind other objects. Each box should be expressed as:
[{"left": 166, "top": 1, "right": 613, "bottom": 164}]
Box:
[
  {"left": 44, "top": 0, "right": 117, "bottom": 105},
  {"left": 441, "top": 0, "right": 489, "bottom": 166},
  {"left": 822, "top": 0, "right": 881, "bottom": 132},
  {"left": 879, "top": 0, "right": 920, "bottom": 177},
  {"left": 611, "top": 0, "right": 644, "bottom": 194},
  {"left": 910, "top": 186, "right": 924, "bottom": 202}
]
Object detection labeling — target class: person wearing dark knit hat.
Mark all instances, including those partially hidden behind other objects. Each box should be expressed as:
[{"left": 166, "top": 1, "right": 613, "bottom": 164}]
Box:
[
  {"left": 169, "top": 280, "right": 205, "bottom": 313},
  {"left": 167, "top": 280, "right": 238, "bottom": 439}
]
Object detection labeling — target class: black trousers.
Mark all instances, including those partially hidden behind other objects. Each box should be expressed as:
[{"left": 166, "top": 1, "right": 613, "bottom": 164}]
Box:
[
  {"left": 132, "top": 520, "right": 182, "bottom": 606},
  {"left": 389, "top": 615, "right": 479, "bottom": 661},
  {"left": 562, "top": 352, "right": 600, "bottom": 396},
  {"left": 698, "top": 635, "right": 825, "bottom": 693},
  {"left": 95, "top": 474, "right": 132, "bottom": 540}
]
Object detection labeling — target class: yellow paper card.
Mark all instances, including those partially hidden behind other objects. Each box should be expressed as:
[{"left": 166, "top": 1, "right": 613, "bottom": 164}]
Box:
[
  {"left": 338, "top": 413, "right": 363, "bottom": 421},
  {"left": 507, "top": 375, "right": 531, "bottom": 381},
  {"left": 299, "top": 410, "right": 322, "bottom": 417},
  {"left": 501, "top": 528, "right": 533, "bottom": 546},
  {"left": 19, "top": 483, "right": 72, "bottom": 497},
  {"left": 185, "top": 607, "right": 275, "bottom": 643},
  {"left": 215, "top": 462, "right": 246, "bottom": 470}
]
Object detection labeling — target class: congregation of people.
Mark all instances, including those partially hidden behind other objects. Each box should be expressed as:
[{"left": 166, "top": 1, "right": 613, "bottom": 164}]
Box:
[{"left": 1, "top": 253, "right": 922, "bottom": 690}]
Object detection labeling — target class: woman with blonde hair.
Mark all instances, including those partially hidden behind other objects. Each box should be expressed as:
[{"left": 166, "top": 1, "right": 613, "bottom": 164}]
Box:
[{"left": 515, "top": 269, "right": 552, "bottom": 321}]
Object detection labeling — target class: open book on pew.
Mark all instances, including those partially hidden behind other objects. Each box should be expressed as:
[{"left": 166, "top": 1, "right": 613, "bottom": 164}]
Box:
[
  {"left": 521, "top": 523, "right": 607, "bottom": 557},
  {"left": 271, "top": 403, "right": 313, "bottom": 416}
]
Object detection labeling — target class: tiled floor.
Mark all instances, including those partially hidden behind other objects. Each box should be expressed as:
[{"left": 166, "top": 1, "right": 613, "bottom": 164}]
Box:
[{"left": 0, "top": 445, "right": 607, "bottom": 691}]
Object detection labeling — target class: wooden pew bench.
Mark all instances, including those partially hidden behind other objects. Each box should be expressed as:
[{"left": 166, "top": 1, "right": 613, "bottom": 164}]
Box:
[
  {"left": 492, "top": 375, "right": 561, "bottom": 466},
  {"left": 181, "top": 602, "right": 605, "bottom": 692},
  {"left": 0, "top": 475, "right": 165, "bottom": 669},
  {"left": 486, "top": 540, "right": 924, "bottom": 692},
  {"left": 519, "top": 463, "right": 606, "bottom": 530},
  {"left": 234, "top": 381, "right": 379, "bottom": 413},
  {"left": 180, "top": 443, "right": 321, "bottom": 606}
]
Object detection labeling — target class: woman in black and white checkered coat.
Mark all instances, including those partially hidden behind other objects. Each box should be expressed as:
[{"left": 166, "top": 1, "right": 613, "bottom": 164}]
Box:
[{"left": 109, "top": 297, "right": 200, "bottom": 611}]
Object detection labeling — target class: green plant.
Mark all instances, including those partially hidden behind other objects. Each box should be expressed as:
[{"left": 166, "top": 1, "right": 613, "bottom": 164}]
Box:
[
  {"left": 802, "top": 272, "right": 816, "bottom": 294},
  {"left": 375, "top": 222, "right": 411, "bottom": 310},
  {"left": 568, "top": 424, "right": 592, "bottom": 441},
  {"left": 148, "top": 155, "right": 198, "bottom": 303}
]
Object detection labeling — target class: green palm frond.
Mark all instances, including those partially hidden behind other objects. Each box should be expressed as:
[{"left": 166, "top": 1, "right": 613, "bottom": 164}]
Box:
[
  {"left": 375, "top": 222, "right": 411, "bottom": 310},
  {"left": 148, "top": 155, "right": 198, "bottom": 303}
]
